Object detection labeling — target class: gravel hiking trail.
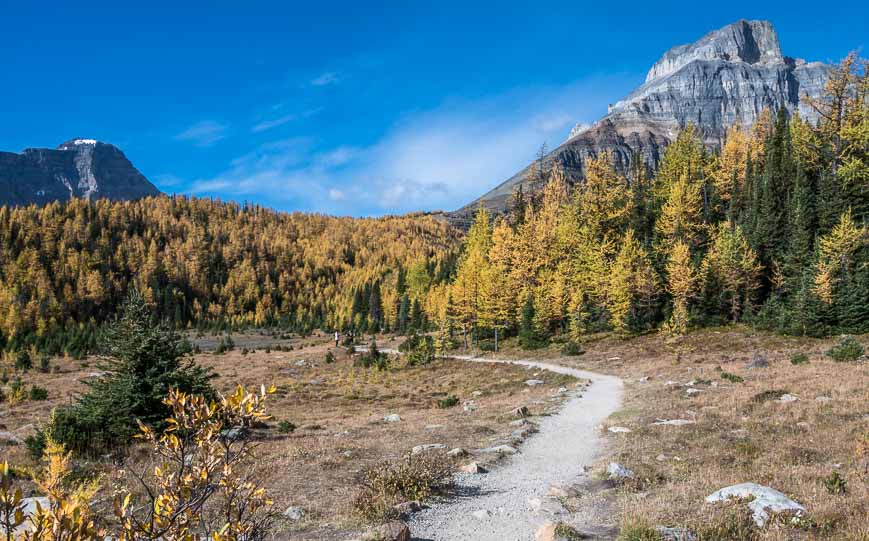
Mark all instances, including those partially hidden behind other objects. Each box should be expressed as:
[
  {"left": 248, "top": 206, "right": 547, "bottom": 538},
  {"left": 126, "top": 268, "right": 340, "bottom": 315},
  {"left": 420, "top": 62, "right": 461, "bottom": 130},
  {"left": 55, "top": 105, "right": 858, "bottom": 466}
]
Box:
[{"left": 407, "top": 355, "right": 623, "bottom": 541}]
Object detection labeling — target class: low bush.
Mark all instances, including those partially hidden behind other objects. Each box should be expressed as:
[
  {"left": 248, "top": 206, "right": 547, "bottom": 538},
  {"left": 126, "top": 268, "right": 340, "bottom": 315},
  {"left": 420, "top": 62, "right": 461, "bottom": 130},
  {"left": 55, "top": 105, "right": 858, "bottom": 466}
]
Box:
[
  {"left": 437, "top": 395, "right": 459, "bottom": 409},
  {"left": 38, "top": 355, "right": 51, "bottom": 373},
  {"left": 720, "top": 372, "right": 744, "bottom": 383},
  {"left": 355, "top": 340, "right": 389, "bottom": 370},
  {"left": 826, "top": 336, "right": 864, "bottom": 362},
  {"left": 561, "top": 341, "right": 585, "bottom": 356},
  {"left": 325, "top": 351, "right": 336, "bottom": 364},
  {"left": 352, "top": 453, "right": 453, "bottom": 522},
  {"left": 824, "top": 470, "right": 847, "bottom": 495},
  {"left": 277, "top": 420, "right": 296, "bottom": 434},
  {"left": 399, "top": 332, "right": 435, "bottom": 366},
  {"left": 14, "top": 350, "right": 32, "bottom": 372},
  {"left": 29, "top": 385, "right": 48, "bottom": 401},
  {"left": 790, "top": 352, "right": 810, "bottom": 365}
]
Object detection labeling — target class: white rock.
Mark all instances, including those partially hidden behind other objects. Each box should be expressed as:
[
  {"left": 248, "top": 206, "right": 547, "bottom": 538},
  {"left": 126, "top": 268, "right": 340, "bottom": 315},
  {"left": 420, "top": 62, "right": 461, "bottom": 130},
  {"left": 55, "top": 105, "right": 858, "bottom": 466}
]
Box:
[
  {"left": 705, "top": 483, "right": 805, "bottom": 526},
  {"left": 607, "top": 356, "right": 621, "bottom": 361},
  {"left": 652, "top": 419, "right": 696, "bottom": 426},
  {"left": 283, "top": 506, "right": 304, "bottom": 521},
  {"left": 815, "top": 396, "right": 833, "bottom": 402},
  {"left": 607, "top": 426, "right": 632, "bottom": 433},
  {"left": 607, "top": 462, "right": 634, "bottom": 480},
  {"left": 525, "top": 379, "right": 545, "bottom": 386},
  {"left": 411, "top": 444, "right": 447, "bottom": 455},
  {"left": 527, "top": 497, "right": 543, "bottom": 511},
  {"left": 472, "top": 509, "right": 491, "bottom": 519},
  {"left": 463, "top": 401, "right": 478, "bottom": 412},
  {"left": 447, "top": 447, "right": 467, "bottom": 457},
  {"left": 460, "top": 462, "right": 486, "bottom": 474},
  {"left": 384, "top": 414, "right": 402, "bottom": 423},
  {"left": 471, "top": 390, "right": 483, "bottom": 397},
  {"left": 777, "top": 394, "right": 799, "bottom": 403},
  {"left": 479, "top": 444, "right": 518, "bottom": 455},
  {"left": 686, "top": 388, "right": 702, "bottom": 395},
  {"left": 425, "top": 424, "right": 444, "bottom": 430}
]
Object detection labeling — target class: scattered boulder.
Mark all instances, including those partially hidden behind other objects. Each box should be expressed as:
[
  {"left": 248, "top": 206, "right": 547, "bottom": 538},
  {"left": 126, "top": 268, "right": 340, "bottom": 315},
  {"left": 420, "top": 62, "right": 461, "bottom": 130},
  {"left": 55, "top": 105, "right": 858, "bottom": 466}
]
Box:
[
  {"left": 510, "top": 406, "right": 530, "bottom": 418},
  {"left": 425, "top": 424, "right": 444, "bottom": 430},
  {"left": 607, "top": 426, "right": 631, "bottom": 433},
  {"left": 535, "top": 522, "right": 557, "bottom": 541},
  {"left": 362, "top": 521, "right": 411, "bottom": 541},
  {"left": 525, "top": 379, "right": 545, "bottom": 386},
  {"left": 383, "top": 414, "right": 402, "bottom": 423},
  {"left": 479, "top": 444, "right": 518, "bottom": 455},
  {"left": 463, "top": 401, "right": 478, "bottom": 412},
  {"left": 393, "top": 501, "right": 422, "bottom": 516},
  {"left": 745, "top": 354, "right": 769, "bottom": 369},
  {"left": 815, "top": 395, "right": 833, "bottom": 402},
  {"left": 459, "top": 462, "right": 487, "bottom": 474},
  {"left": 471, "top": 390, "right": 483, "bottom": 397},
  {"left": 0, "top": 431, "right": 23, "bottom": 446},
  {"left": 652, "top": 419, "right": 695, "bottom": 426},
  {"left": 606, "top": 462, "right": 634, "bottom": 480},
  {"left": 411, "top": 444, "right": 447, "bottom": 455},
  {"left": 536, "top": 522, "right": 584, "bottom": 541},
  {"left": 509, "top": 419, "right": 530, "bottom": 427},
  {"left": 471, "top": 509, "right": 491, "bottom": 520},
  {"left": 685, "top": 388, "right": 702, "bottom": 395},
  {"left": 776, "top": 393, "right": 799, "bottom": 403},
  {"left": 546, "top": 484, "right": 577, "bottom": 498},
  {"left": 655, "top": 453, "right": 667, "bottom": 462},
  {"left": 282, "top": 506, "right": 304, "bottom": 521},
  {"left": 656, "top": 526, "right": 697, "bottom": 541},
  {"left": 705, "top": 483, "right": 805, "bottom": 526},
  {"left": 447, "top": 447, "right": 467, "bottom": 458}
]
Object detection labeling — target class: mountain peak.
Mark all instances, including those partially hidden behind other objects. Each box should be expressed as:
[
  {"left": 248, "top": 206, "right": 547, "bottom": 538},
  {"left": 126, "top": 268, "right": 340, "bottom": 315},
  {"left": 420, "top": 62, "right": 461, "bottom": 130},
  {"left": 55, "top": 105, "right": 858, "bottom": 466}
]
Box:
[
  {"left": 58, "top": 138, "right": 101, "bottom": 150},
  {"left": 646, "top": 19, "right": 783, "bottom": 83}
]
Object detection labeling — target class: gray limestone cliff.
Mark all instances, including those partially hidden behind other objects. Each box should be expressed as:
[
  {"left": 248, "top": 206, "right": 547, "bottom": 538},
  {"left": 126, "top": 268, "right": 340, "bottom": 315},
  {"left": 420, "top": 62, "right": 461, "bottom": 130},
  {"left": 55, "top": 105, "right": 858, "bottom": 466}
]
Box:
[
  {"left": 0, "top": 139, "right": 160, "bottom": 206},
  {"left": 456, "top": 19, "right": 831, "bottom": 218}
]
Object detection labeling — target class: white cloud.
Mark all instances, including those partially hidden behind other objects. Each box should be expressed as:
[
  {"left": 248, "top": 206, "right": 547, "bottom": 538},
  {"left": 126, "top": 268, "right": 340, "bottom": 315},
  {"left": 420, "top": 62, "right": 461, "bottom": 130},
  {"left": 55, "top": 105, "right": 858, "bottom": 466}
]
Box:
[
  {"left": 311, "top": 71, "right": 340, "bottom": 86},
  {"left": 181, "top": 74, "right": 635, "bottom": 215},
  {"left": 173, "top": 120, "right": 228, "bottom": 147},
  {"left": 251, "top": 114, "right": 297, "bottom": 133}
]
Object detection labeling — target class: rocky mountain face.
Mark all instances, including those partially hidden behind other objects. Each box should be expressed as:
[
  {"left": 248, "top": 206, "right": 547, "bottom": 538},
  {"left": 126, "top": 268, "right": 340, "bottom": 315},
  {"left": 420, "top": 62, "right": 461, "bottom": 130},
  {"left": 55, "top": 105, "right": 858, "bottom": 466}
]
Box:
[
  {"left": 0, "top": 139, "right": 160, "bottom": 207},
  {"left": 457, "top": 19, "right": 830, "bottom": 217}
]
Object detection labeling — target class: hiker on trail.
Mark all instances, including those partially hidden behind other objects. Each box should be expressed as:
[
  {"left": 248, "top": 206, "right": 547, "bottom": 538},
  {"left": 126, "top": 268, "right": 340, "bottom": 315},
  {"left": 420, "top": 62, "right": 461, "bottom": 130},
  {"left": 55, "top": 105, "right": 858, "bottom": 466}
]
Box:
[{"left": 334, "top": 330, "right": 340, "bottom": 347}]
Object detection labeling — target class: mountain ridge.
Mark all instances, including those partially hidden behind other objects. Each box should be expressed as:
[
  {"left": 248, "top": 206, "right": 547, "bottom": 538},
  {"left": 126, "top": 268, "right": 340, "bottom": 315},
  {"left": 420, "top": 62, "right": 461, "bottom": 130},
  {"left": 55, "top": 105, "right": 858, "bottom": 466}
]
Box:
[
  {"left": 0, "top": 139, "right": 160, "bottom": 207},
  {"left": 455, "top": 19, "right": 831, "bottom": 218}
]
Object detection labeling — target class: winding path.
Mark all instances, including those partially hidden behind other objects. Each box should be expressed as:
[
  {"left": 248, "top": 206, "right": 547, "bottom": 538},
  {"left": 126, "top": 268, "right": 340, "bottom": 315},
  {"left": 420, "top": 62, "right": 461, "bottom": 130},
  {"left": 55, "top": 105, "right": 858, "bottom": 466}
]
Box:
[{"left": 406, "top": 354, "right": 624, "bottom": 541}]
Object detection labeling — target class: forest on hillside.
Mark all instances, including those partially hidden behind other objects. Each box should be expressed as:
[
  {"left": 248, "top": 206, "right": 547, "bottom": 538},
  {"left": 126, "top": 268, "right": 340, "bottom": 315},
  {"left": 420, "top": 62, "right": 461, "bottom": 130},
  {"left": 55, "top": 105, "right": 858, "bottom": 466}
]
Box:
[
  {"left": 0, "top": 55, "right": 865, "bottom": 360},
  {"left": 0, "top": 197, "right": 460, "bottom": 357},
  {"left": 440, "top": 54, "right": 868, "bottom": 347}
]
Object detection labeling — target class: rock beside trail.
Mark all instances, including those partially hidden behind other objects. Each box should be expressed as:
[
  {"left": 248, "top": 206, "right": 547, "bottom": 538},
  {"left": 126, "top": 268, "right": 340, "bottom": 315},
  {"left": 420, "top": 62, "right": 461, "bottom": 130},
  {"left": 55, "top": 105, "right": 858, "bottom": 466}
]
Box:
[
  {"left": 607, "top": 426, "right": 631, "bottom": 433},
  {"left": 383, "top": 414, "right": 402, "bottom": 423},
  {"left": 777, "top": 393, "right": 799, "bottom": 403},
  {"left": 447, "top": 447, "right": 467, "bottom": 457},
  {"left": 479, "top": 444, "right": 519, "bottom": 455},
  {"left": 746, "top": 354, "right": 769, "bottom": 369},
  {"left": 362, "top": 521, "right": 411, "bottom": 541},
  {"left": 472, "top": 509, "right": 491, "bottom": 519},
  {"left": 525, "top": 379, "right": 545, "bottom": 386},
  {"left": 393, "top": 501, "right": 422, "bottom": 516},
  {"left": 0, "top": 431, "right": 23, "bottom": 445},
  {"left": 460, "top": 462, "right": 487, "bottom": 474},
  {"left": 653, "top": 419, "right": 695, "bottom": 426},
  {"left": 705, "top": 483, "right": 805, "bottom": 526},
  {"left": 607, "top": 462, "right": 634, "bottom": 480},
  {"left": 657, "top": 526, "right": 698, "bottom": 541},
  {"left": 412, "top": 444, "right": 447, "bottom": 455},
  {"left": 282, "top": 506, "right": 304, "bottom": 521},
  {"left": 535, "top": 521, "right": 584, "bottom": 541},
  {"left": 510, "top": 406, "right": 530, "bottom": 418}
]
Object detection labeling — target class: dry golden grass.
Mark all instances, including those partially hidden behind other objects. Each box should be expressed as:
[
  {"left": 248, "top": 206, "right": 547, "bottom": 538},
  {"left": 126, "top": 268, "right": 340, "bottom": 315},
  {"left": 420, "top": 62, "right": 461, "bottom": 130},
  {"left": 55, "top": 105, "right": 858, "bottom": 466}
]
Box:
[
  {"left": 0, "top": 333, "right": 575, "bottom": 540},
  {"left": 542, "top": 327, "right": 869, "bottom": 541}
]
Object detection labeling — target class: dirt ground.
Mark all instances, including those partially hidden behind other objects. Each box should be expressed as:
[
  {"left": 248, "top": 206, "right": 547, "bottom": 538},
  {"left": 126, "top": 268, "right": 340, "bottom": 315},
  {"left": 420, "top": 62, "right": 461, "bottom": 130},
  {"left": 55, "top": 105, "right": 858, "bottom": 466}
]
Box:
[
  {"left": 0, "top": 332, "right": 576, "bottom": 540},
  {"left": 485, "top": 327, "right": 868, "bottom": 540}
]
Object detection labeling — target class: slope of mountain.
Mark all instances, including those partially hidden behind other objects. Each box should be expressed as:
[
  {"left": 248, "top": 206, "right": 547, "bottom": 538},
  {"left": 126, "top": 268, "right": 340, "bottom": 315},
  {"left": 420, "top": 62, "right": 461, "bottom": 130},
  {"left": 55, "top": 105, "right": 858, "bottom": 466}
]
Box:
[
  {"left": 457, "top": 19, "right": 830, "bottom": 217},
  {"left": 0, "top": 139, "right": 160, "bottom": 206}
]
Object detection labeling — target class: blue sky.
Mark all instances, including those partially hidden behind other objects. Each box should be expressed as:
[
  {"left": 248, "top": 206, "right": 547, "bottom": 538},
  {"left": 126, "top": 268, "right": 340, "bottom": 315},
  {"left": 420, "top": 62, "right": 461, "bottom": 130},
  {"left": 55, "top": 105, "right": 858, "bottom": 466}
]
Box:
[{"left": 1, "top": 1, "right": 865, "bottom": 216}]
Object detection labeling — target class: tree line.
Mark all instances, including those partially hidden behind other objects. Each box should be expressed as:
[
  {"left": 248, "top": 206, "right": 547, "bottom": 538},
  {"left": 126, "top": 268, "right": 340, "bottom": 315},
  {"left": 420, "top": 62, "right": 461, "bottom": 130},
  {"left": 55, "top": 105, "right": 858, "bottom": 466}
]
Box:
[
  {"left": 439, "top": 54, "right": 868, "bottom": 348},
  {"left": 0, "top": 196, "right": 460, "bottom": 357}
]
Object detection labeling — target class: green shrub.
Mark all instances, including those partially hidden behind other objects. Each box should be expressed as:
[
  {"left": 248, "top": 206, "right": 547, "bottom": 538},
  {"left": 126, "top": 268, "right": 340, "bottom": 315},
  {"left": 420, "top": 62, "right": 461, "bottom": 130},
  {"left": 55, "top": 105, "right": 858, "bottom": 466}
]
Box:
[
  {"left": 437, "top": 395, "right": 459, "bottom": 409},
  {"left": 826, "top": 336, "right": 864, "bottom": 362},
  {"left": 790, "top": 353, "right": 810, "bottom": 365},
  {"left": 478, "top": 339, "right": 496, "bottom": 352},
  {"left": 720, "top": 372, "right": 744, "bottom": 383},
  {"left": 277, "top": 420, "right": 296, "bottom": 434},
  {"left": 355, "top": 340, "right": 389, "bottom": 370},
  {"left": 38, "top": 355, "right": 51, "bottom": 373},
  {"left": 29, "top": 385, "right": 48, "bottom": 401},
  {"left": 617, "top": 520, "right": 660, "bottom": 541},
  {"left": 24, "top": 432, "right": 46, "bottom": 461},
  {"left": 14, "top": 350, "right": 32, "bottom": 372},
  {"left": 399, "top": 332, "right": 435, "bottom": 366},
  {"left": 824, "top": 470, "right": 847, "bottom": 495},
  {"left": 561, "top": 341, "right": 585, "bottom": 356},
  {"left": 325, "top": 351, "right": 336, "bottom": 364}
]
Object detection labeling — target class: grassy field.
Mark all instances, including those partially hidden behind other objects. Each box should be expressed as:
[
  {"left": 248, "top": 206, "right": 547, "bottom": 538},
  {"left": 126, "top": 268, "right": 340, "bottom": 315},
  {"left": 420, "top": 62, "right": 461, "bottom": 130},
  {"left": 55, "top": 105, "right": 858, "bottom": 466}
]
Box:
[
  {"left": 0, "top": 332, "right": 576, "bottom": 540},
  {"left": 485, "top": 327, "right": 868, "bottom": 540}
]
